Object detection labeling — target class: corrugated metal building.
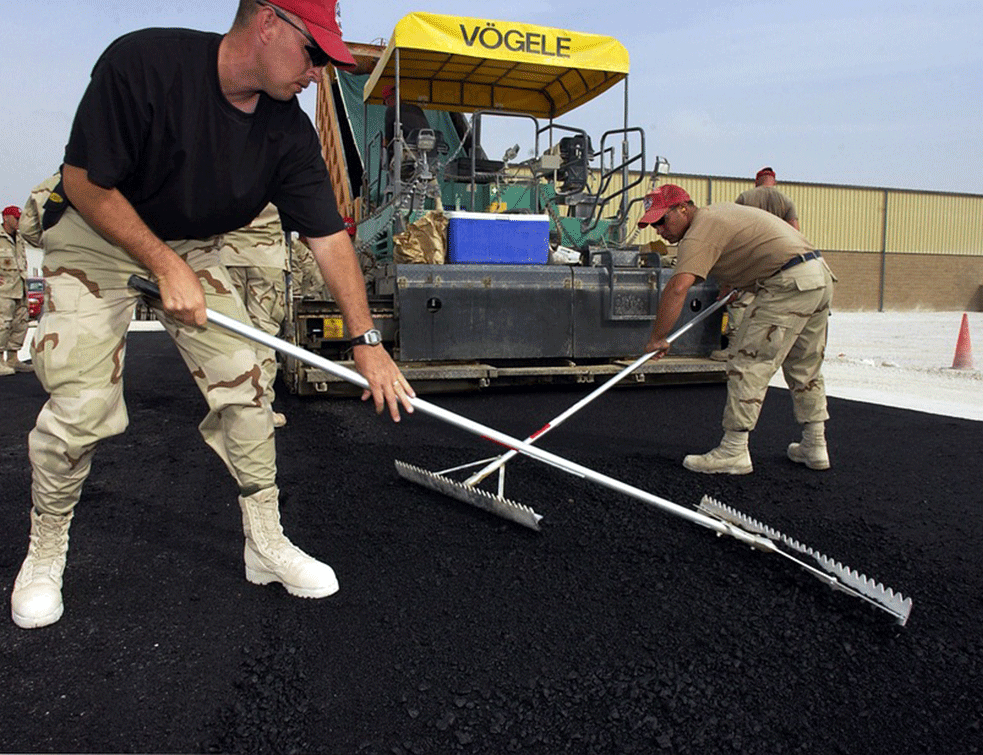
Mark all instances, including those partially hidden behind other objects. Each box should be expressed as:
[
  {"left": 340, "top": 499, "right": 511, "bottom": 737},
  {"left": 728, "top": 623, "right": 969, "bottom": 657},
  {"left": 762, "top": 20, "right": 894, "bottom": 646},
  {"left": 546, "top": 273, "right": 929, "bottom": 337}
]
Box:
[{"left": 622, "top": 173, "right": 983, "bottom": 312}]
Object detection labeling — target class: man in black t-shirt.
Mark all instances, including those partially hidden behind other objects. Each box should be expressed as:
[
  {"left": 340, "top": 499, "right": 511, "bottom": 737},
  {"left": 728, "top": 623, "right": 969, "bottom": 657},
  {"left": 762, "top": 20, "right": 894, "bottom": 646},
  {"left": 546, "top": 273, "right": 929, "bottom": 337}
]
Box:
[{"left": 11, "top": 1, "right": 416, "bottom": 630}]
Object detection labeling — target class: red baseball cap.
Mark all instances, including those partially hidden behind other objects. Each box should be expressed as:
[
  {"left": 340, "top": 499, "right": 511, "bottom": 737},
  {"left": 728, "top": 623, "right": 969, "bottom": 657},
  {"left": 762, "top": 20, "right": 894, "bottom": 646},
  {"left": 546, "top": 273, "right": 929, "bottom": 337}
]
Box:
[
  {"left": 2, "top": 205, "right": 21, "bottom": 219},
  {"left": 274, "top": 0, "right": 356, "bottom": 68},
  {"left": 755, "top": 166, "right": 776, "bottom": 181},
  {"left": 637, "top": 185, "right": 691, "bottom": 228}
]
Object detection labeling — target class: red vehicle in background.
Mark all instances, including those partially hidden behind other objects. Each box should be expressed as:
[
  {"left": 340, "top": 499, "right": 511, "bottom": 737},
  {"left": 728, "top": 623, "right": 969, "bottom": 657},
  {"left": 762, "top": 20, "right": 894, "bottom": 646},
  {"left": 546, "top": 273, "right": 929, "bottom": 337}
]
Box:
[{"left": 27, "top": 277, "right": 44, "bottom": 320}]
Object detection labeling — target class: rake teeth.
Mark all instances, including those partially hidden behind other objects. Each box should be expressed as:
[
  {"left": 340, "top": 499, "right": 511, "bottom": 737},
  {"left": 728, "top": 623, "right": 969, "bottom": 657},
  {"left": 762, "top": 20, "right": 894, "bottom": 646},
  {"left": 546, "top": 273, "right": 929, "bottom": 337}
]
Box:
[
  {"left": 698, "top": 496, "right": 783, "bottom": 540},
  {"left": 395, "top": 460, "right": 543, "bottom": 531},
  {"left": 698, "top": 496, "right": 913, "bottom": 626},
  {"left": 807, "top": 554, "right": 913, "bottom": 627}
]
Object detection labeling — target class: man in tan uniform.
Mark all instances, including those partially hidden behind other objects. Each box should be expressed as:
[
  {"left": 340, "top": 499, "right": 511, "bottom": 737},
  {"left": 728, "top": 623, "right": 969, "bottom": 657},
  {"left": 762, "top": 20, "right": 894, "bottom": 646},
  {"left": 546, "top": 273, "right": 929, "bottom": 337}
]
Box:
[
  {"left": 712, "top": 167, "right": 801, "bottom": 361},
  {"left": 0, "top": 205, "right": 32, "bottom": 374},
  {"left": 641, "top": 184, "right": 834, "bottom": 475},
  {"left": 11, "top": 1, "right": 416, "bottom": 630},
  {"left": 735, "top": 167, "right": 800, "bottom": 230},
  {"left": 219, "top": 203, "right": 290, "bottom": 427}
]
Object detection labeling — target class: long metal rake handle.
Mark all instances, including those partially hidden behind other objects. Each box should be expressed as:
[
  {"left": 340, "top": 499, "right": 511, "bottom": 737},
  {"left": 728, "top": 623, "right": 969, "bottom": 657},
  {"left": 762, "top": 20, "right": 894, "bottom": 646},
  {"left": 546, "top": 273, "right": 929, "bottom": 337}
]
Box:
[
  {"left": 128, "top": 276, "right": 745, "bottom": 540},
  {"left": 464, "top": 291, "right": 736, "bottom": 486}
]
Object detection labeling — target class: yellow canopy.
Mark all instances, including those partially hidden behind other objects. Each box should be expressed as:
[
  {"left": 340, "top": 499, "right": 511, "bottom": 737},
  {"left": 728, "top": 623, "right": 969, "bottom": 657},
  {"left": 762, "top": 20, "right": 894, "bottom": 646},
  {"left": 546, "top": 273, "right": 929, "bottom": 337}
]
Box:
[{"left": 362, "top": 12, "right": 630, "bottom": 118}]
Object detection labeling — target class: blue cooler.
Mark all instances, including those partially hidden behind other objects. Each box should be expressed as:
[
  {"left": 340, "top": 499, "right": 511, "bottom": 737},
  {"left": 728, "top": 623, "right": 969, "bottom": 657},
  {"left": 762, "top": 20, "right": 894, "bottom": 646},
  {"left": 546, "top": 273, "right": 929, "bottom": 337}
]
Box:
[{"left": 446, "top": 211, "right": 550, "bottom": 264}]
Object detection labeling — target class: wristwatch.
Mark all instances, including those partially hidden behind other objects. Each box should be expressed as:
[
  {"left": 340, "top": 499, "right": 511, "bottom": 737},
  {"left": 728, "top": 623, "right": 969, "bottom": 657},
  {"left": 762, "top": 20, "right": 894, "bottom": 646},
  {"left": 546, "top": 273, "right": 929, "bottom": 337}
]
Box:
[{"left": 350, "top": 328, "right": 383, "bottom": 347}]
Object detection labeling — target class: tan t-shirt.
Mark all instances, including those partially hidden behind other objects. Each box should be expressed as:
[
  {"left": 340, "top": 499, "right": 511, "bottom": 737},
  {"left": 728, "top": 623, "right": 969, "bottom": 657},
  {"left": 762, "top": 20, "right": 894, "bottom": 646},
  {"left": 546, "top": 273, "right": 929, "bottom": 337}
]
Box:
[
  {"left": 734, "top": 186, "right": 798, "bottom": 224},
  {"left": 674, "top": 204, "right": 816, "bottom": 290}
]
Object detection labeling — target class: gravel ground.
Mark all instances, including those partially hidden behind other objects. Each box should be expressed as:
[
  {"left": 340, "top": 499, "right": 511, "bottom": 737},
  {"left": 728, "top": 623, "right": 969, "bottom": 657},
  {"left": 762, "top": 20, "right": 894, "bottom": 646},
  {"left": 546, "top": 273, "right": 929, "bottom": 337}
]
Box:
[{"left": 1, "top": 331, "right": 981, "bottom": 754}]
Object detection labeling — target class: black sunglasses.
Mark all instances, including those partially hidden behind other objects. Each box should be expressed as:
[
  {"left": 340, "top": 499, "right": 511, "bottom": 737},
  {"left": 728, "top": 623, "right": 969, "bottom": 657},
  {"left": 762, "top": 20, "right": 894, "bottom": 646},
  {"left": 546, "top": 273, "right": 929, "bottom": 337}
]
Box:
[
  {"left": 256, "top": 1, "right": 331, "bottom": 67},
  {"left": 653, "top": 206, "right": 679, "bottom": 227}
]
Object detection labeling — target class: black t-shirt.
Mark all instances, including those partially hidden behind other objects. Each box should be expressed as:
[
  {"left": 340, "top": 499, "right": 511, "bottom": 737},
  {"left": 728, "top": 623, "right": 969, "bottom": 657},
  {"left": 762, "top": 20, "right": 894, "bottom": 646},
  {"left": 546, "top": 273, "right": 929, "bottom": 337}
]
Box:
[{"left": 64, "top": 28, "right": 344, "bottom": 241}]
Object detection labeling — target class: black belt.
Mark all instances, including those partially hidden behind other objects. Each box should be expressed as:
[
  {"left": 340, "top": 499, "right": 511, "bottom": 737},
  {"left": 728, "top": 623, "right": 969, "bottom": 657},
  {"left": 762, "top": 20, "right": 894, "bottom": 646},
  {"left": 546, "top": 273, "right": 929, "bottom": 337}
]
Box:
[{"left": 779, "top": 250, "right": 822, "bottom": 272}]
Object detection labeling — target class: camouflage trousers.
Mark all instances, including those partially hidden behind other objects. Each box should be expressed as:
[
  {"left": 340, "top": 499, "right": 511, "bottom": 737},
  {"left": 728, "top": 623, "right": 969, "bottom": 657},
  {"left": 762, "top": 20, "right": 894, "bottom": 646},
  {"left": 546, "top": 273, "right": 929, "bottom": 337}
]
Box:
[
  {"left": 723, "top": 290, "right": 754, "bottom": 340},
  {"left": 29, "top": 208, "right": 276, "bottom": 516},
  {"left": 226, "top": 266, "right": 286, "bottom": 409},
  {"left": 724, "top": 259, "right": 835, "bottom": 432},
  {"left": 0, "top": 293, "right": 29, "bottom": 353}
]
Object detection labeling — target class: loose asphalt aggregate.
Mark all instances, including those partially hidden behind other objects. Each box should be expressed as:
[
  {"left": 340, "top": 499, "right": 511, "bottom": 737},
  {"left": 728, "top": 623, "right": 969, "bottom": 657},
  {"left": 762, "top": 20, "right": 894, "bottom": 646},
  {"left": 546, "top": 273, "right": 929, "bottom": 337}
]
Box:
[{"left": 1, "top": 331, "right": 980, "bottom": 754}]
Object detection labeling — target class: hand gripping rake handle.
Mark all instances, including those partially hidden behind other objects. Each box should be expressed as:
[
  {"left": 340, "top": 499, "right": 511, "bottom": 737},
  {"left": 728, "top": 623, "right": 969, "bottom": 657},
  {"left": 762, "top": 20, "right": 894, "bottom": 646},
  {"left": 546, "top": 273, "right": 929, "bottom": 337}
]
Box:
[
  {"left": 128, "top": 276, "right": 745, "bottom": 540},
  {"left": 464, "top": 291, "right": 736, "bottom": 487}
]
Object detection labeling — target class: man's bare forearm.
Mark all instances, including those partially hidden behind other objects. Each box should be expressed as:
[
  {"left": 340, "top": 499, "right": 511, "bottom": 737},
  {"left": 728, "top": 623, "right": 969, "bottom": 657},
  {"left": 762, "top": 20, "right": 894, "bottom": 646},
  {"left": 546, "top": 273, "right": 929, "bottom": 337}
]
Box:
[{"left": 649, "top": 272, "right": 697, "bottom": 342}]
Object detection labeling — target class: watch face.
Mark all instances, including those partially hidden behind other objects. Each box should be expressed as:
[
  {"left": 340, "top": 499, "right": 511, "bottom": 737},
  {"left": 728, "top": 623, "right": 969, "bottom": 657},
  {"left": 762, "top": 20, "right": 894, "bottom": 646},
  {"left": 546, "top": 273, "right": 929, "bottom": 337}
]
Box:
[{"left": 353, "top": 328, "right": 382, "bottom": 346}]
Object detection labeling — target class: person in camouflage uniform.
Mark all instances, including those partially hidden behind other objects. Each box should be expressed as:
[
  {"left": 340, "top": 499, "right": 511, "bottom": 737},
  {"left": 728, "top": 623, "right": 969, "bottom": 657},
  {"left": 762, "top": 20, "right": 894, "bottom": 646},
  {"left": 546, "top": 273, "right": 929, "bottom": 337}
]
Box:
[
  {"left": 640, "top": 184, "right": 834, "bottom": 476},
  {"left": 290, "top": 234, "right": 330, "bottom": 300},
  {"left": 0, "top": 205, "right": 32, "bottom": 374},
  {"left": 18, "top": 174, "right": 60, "bottom": 250},
  {"left": 11, "top": 0, "right": 416, "bottom": 631},
  {"left": 218, "top": 203, "right": 290, "bottom": 427}
]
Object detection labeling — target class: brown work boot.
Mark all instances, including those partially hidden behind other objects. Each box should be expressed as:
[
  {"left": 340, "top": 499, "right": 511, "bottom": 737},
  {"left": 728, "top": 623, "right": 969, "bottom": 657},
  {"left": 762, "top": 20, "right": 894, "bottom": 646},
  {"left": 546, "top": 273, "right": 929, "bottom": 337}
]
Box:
[
  {"left": 787, "top": 422, "right": 830, "bottom": 470},
  {"left": 11, "top": 510, "right": 73, "bottom": 629},
  {"left": 683, "top": 431, "right": 753, "bottom": 475},
  {"left": 239, "top": 487, "right": 338, "bottom": 598}
]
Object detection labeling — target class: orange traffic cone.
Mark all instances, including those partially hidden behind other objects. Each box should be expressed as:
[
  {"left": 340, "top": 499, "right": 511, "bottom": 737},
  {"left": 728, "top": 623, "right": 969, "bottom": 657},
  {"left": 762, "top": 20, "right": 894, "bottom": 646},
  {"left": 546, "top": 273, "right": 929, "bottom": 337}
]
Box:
[{"left": 951, "top": 313, "right": 973, "bottom": 370}]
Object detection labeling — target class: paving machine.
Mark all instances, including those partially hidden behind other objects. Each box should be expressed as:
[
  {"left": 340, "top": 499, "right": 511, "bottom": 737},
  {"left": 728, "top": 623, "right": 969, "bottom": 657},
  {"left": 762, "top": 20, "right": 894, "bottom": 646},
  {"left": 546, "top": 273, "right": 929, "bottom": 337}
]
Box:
[{"left": 283, "top": 12, "right": 726, "bottom": 395}]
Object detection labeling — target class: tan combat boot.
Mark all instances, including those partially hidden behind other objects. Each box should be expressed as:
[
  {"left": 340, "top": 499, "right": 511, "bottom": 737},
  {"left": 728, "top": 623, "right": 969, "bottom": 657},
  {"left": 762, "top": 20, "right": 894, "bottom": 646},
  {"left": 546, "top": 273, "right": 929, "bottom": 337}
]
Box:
[
  {"left": 272, "top": 412, "right": 287, "bottom": 428},
  {"left": 683, "top": 430, "right": 753, "bottom": 475},
  {"left": 239, "top": 487, "right": 338, "bottom": 598},
  {"left": 787, "top": 422, "right": 830, "bottom": 470},
  {"left": 0, "top": 361, "right": 14, "bottom": 376},
  {"left": 11, "top": 509, "right": 73, "bottom": 629},
  {"left": 6, "top": 351, "right": 34, "bottom": 373}
]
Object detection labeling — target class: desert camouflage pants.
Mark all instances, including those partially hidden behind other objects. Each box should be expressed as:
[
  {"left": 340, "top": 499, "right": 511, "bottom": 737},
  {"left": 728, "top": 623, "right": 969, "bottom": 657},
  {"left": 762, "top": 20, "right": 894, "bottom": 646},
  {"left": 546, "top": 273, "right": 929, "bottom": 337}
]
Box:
[
  {"left": 723, "top": 290, "right": 754, "bottom": 341},
  {"left": 225, "top": 265, "right": 286, "bottom": 409},
  {"left": 724, "top": 259, "right": 834, "bottom": 432},
  {"left": 29, "top": 208, "right": 276, "bottom": 516},
  {"left": 0, "top": 293, "right": 29, "bottom": 353}
]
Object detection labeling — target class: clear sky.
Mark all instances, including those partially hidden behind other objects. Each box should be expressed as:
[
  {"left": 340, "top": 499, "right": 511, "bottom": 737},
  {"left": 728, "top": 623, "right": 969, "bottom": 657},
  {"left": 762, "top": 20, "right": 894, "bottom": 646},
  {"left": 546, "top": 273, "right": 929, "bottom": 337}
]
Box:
[{"left": 2, "top": 0, "right": 981, "bottom": 209}]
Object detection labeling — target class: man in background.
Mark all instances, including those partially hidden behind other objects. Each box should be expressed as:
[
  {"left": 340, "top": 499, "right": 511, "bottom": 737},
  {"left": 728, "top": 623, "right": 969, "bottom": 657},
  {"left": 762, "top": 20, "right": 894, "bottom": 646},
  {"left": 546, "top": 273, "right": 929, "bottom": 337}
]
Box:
[
  {"left": 0, "top": 205, "right": 32, "bottom": 374},
  {"left": 291, "top": 234, "right": 330, "bottom": 300},
  {"left": 735, "top": 166, "right": 800, "bottom": 230},
  {"left": 712, "top": 167, "right": 802, "bottom": 360}
]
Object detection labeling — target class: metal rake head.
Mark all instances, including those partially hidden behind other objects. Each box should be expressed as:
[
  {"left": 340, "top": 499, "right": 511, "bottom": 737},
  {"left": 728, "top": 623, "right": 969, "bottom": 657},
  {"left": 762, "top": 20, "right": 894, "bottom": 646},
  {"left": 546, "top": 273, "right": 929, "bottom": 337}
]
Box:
[
  {"left": 395, "top": 460, "right": 543, "bottom": 531},
  {"left": 698, "top": 496, "right": 913, "bottom": 626}
]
